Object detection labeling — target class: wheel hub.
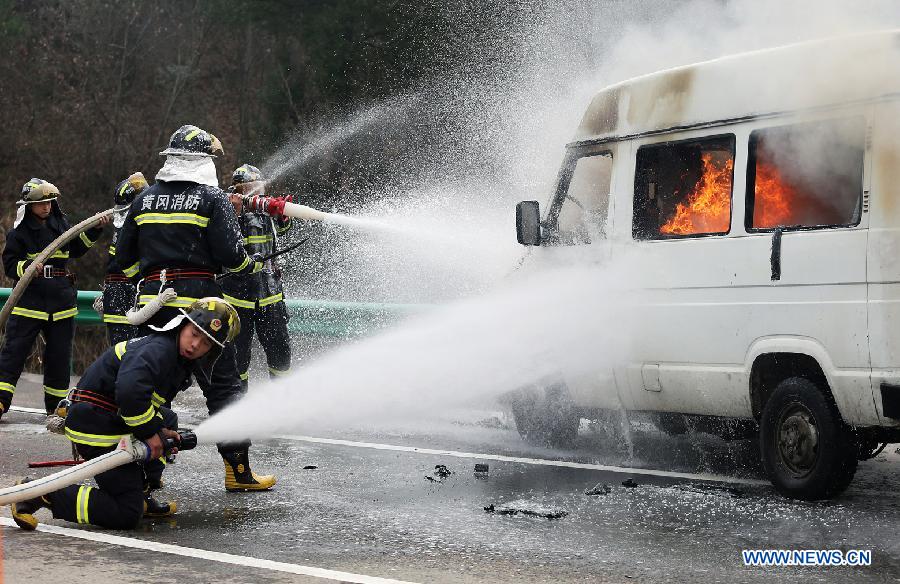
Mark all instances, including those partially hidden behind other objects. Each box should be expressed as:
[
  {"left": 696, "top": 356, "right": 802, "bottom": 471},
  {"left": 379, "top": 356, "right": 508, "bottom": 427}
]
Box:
[{"left": 777, "top": 405, "right": 819, "bottom": 477}]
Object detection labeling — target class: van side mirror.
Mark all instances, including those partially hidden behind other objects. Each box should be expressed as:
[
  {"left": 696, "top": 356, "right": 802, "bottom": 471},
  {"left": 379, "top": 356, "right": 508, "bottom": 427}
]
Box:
[{"left": 516, "top": 200, "right": 541, "bottom": 246}]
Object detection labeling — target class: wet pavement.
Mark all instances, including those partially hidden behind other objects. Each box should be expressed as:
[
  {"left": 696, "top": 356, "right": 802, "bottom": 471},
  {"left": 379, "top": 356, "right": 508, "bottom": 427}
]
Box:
[{"left": 1, "top": 374, "right": 899, "bottom": 583}]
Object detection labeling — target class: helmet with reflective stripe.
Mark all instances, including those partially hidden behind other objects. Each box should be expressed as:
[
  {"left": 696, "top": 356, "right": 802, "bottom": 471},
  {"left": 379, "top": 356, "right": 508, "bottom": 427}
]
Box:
[
  {"left": 17, "top": 178, "right": 59, "bottom": 205},
  {"left": 114, "top": 172, "right": 148, "bottom": 206},
  {"left": 159, "top": 124, "right": 224, "bottom": 157},
  {"left": 179, "top": 297, "right": 240, "bottom": 348},
  {"left": 232, "top": 164, "right": 262, "bottom": 185}
]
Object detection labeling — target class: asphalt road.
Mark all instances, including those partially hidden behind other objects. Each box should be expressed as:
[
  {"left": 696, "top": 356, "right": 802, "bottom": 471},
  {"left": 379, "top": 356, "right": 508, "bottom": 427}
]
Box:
[{"left": 1, "top": 374, "right": 899, "bottom": 583}]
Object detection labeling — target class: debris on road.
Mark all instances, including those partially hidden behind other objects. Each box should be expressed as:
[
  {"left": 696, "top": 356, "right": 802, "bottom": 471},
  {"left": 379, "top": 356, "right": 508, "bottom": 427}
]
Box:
[
  {"left": 425, "top": 464, "right": 453, "bottom": 483},
  {"left": 584, "top": 483, "right": 612, "bottom": 496},
  {"left": 303, "top": 465, "right": 318, "bottom": 470},
  {"left": 484, "top": 499, "right": 567, "bottom": 519},
  {"left": 621, "top": 478, "right": 638, "bottom": 488},
  {"left": 473, "top": 463, "right": 489, "bottom": 479}
]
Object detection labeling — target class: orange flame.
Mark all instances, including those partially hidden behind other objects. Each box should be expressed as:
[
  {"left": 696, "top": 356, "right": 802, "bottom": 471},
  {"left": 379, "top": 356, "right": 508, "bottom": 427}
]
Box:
[
  {"left": 753, "top": 158, "right": 796, "bottom": 228},
  {"left": 660, "top": 153, "right": 733, "bottom": 235}
]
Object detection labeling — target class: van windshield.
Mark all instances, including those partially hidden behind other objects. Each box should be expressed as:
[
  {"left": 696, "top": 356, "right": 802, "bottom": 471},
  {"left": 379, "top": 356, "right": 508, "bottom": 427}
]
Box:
[{"left": 551, "top": 152, "right": 613, "bottom": 245}]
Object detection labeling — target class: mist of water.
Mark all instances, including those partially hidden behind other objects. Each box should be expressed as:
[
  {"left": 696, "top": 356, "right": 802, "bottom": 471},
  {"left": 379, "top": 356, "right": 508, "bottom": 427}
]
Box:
[
  {"left": 261, "top": 96, "right": 420, "bottom": 183},
  {"left": 196, "top": 255, "right": 634, "bottom": 443}
]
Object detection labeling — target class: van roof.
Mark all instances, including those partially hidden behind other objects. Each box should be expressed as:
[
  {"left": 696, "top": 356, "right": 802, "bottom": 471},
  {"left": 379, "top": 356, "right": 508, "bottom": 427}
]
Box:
[{"left": 575, "top": 29, "right": 900, "bottom": 144}]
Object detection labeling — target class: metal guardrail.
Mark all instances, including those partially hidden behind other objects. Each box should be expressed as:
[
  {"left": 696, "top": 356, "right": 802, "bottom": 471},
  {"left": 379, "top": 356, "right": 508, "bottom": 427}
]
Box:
[{"left": 0, "top": 288, "right": 425, "bottom": 338}]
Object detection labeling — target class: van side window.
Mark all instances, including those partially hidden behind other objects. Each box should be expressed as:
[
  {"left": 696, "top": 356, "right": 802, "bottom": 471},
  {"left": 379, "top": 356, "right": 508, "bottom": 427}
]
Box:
[
  {"left": 747, "top": 118, "right": 865, "bottom": 230},
  {"left": 552, "top": 152, "right": 613, "bottom": 245},
  {"left": 633, "top": 135, "right": 735, "bottom": 240}
]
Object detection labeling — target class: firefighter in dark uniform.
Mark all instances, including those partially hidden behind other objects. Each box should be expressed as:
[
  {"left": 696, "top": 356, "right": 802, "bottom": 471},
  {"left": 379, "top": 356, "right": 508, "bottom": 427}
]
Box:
[
  {"left": 223, "top": 164, "right": 292, "bottom": 389},
  {"left": 0, "top": 179, "right": 108, "bottom": 418},
  {"left": 114, "top": 124, "right": 275, "bottom": 491},
  {"left": 11, "top": 298, "right": 242, "bottom": 530},
  {"left": 102, "top": 172, "right": 148, "bottom": 345}
]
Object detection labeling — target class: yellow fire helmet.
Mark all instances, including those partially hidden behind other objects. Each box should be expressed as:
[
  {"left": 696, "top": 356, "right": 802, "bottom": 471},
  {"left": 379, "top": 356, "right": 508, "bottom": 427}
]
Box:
[{"left": 17, "top": 178, "right": 60, "bottom": 205}]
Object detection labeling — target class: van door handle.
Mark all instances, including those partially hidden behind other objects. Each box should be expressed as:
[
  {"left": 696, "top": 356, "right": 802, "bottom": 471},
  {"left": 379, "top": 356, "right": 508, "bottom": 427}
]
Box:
[{"left": 770, "top": 227, "right": 782, "bottom": 281}]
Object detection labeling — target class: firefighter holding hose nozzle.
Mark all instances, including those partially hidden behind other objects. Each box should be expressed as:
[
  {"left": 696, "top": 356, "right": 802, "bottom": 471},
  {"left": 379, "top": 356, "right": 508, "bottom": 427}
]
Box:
[
  {"left": 224, "top": 164, "right": 293, "bottom": 389},
  {"left": 0, "top": 179, "right": 109, "bottom": 419},
  {"left": 112, "top": 124, "right": 276, "bottom": 492},
  {"left": 11, "top": 298, "right": 239, "bottom": 530}
]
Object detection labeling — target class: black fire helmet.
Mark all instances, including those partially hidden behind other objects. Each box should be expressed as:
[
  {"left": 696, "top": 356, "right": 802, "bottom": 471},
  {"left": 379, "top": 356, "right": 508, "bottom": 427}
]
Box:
[
  {"left": 114, "top": 172, "right": 149, "bottom": 207},
  {"left": 159, "top": 124, "right": 224, "bottom": 157},
  {"left": 232, "top": 164, "right": 262, "bottom": 185}
]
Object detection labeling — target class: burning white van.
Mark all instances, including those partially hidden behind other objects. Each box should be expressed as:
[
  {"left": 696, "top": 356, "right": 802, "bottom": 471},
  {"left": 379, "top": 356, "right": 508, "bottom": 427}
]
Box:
[{"left": 514, "top": 30, "right": 900, "bottom": 500}]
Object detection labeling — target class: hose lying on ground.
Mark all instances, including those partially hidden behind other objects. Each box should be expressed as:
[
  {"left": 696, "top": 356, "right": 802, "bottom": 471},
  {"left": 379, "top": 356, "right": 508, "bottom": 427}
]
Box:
[
  {"left": 0, "top": 437, "right": 147, "bottom": 505},
  {"left": 0, "top": 431, "right": 197, "bottom": 506}
]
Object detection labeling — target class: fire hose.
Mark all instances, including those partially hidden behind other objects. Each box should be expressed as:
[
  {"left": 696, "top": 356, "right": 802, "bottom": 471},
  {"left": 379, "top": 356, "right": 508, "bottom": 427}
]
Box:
[
  {"left": 0, "top": 430, "right": 197, "bottom": 506},
  {"left": 0, "top": 207, "right": 115, "bottom": 334},
  {"left": 216, "top": 237, "right": 309, "bottom": 281}
]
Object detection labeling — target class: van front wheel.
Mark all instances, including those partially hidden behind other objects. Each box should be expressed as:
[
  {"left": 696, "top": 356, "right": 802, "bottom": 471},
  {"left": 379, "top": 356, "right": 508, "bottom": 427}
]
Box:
[
  {"left": 510, "top": 383, "right": 580, "bottom": 448},
  {"left": 759, "top": 377, "right": 857, "bottom": 500}
]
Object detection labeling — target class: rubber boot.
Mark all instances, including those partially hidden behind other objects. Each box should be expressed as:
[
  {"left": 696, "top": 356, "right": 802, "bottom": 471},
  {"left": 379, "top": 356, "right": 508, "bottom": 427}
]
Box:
[
  {"left": 222, "top": 449, "right": 276, "bottom": 492},
  {"left": 143, "top": 489, "right": 177, "bottom": 518},
  {"left": 11, "top": 478, "right": 51, "bottom": 530}
]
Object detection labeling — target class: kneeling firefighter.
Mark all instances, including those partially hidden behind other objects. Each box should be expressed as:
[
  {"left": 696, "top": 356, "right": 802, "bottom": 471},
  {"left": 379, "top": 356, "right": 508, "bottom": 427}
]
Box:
[
  {"left": 12, "top": 298, "right": 241, "bottom": 530},
  {"left": 113, "top": 124, "right": 275, "bottom": 491}
]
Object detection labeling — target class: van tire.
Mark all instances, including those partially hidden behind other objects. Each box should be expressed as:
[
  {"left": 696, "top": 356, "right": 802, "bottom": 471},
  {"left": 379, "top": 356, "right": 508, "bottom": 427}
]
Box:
[
  {"left": 510, "top": 383, "right": 580, "bottom": 448},
  {"left": 759, "top": 377, "right": 857, "bottom": 500}
]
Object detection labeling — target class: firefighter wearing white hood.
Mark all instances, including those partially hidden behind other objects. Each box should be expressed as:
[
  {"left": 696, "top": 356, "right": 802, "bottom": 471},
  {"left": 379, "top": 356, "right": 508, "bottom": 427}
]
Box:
[
  {"left": 0, "top": 179, "right": 108, "bottom": 417},
  {"left": 113, "top": 124, "right": 276, "bottom": 492}
]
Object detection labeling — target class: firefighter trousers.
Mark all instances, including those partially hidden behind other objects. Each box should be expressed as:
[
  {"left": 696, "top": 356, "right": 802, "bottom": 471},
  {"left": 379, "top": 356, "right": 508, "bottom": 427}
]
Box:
[
  {"left": 46, "top": 407, "right": 177, "bottom": 529},
  {"left": 234, "top": 300, "right": 291, "bottom": 389},
  {"left": 0, "top": 313, "right": 74, "bottom": 413}
]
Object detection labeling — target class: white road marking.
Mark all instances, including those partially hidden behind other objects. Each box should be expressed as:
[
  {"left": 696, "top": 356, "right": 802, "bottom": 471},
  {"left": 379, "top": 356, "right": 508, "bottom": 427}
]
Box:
[
  {"left": 7, "top": 406, "right": 765, "bottom": 485},
  {"left": 276, "top": 434, "right": 770, "bottom": 486},
  {"left": 0, "top": 517, "right": 418, "bottom": 584},
  {"left": 9, "top": 406, "right": 45, "bottom": 415}
]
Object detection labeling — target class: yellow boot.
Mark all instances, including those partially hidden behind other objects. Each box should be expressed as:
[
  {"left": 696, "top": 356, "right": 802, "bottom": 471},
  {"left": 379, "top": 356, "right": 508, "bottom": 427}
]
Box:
[
  {"left": 143, "top": 488, "right": 177, "bottom": 518},
  {"left": 11, "top": 478, "right": 50, "bottom": 531},
  {"left": 222, "top": 449, "right": 276, "bottom": 492}
]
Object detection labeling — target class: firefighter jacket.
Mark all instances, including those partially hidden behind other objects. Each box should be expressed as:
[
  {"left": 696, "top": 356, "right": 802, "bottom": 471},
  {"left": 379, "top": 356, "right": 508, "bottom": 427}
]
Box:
[
  {"left": 114, "top": 180, "right": 262, "bottom": 309},
  {"left": 220, "top": 211, "right": 292, "bottom": 309},
  {"left": 102, "top": 228, "right": 136, "bottom": 325},
  {"left": 65, "top": 332, "right": 240, "bottom": 446},
  {"left": 2, "top": 203, "right": 102, "bottom": 321}
]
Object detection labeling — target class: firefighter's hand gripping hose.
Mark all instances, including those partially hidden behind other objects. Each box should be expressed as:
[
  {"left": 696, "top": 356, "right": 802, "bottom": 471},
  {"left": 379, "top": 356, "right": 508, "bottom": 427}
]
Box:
[
  {"left": 126, "top": 287, "right": 177, "bottom": 325},
  {"left": 0, "top": 431, "right": 196, "bottom": 506}
]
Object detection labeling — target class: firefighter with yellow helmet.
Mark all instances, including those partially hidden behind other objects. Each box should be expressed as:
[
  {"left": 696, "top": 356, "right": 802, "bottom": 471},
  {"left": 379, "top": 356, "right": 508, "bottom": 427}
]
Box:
[
  {"left": 0, "top": 179, "right": 108, "bottom": 418},
  {"left": 12, "top": 298, "right": 244, "bottom": 530}
]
